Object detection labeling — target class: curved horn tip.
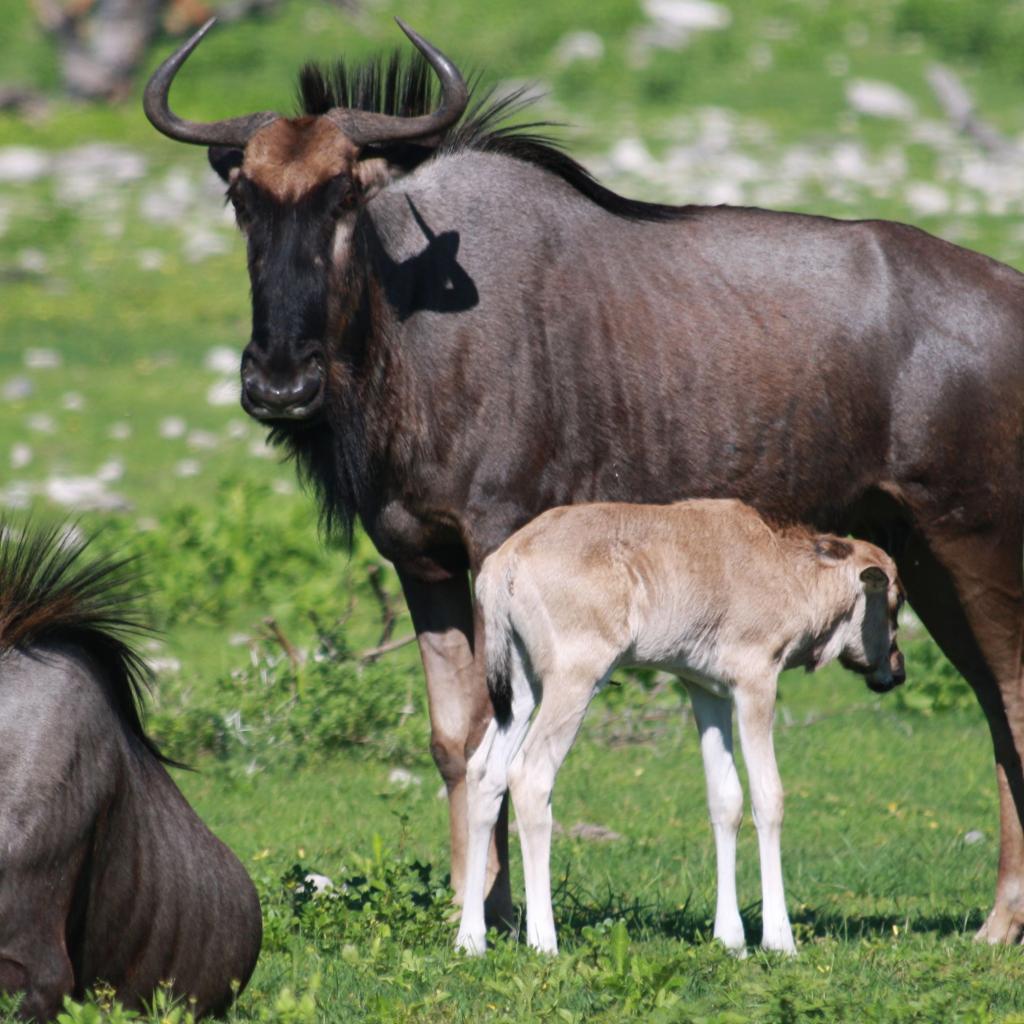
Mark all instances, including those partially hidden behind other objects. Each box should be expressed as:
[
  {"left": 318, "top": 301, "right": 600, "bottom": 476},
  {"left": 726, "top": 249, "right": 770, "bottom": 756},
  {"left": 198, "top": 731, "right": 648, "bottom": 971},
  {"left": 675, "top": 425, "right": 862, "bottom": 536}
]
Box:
[
  {"left": 173, "top": 15, "right": 218, "bottom": 57},
  {"left": 393, "top": 18, "right": 430, "bottom": 49}
]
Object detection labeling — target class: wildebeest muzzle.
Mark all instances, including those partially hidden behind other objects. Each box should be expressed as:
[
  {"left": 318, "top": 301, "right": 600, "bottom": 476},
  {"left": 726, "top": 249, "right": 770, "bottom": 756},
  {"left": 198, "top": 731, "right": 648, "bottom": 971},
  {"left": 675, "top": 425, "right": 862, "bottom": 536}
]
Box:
[{"left": 240, "top": 343, "right": 325, "bottom": 421}]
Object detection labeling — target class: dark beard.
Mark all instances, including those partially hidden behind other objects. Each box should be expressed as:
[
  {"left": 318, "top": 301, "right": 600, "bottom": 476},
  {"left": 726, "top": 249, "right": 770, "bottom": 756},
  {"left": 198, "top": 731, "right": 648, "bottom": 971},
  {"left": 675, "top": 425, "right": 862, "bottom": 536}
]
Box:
[{"left": 267, "top": 384, "right": 373, "bottom": 547}]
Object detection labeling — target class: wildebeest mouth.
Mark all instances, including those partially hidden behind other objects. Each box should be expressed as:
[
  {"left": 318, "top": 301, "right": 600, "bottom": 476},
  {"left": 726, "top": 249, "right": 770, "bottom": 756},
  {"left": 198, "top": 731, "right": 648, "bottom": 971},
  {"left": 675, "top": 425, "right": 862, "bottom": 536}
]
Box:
[
  {"left": 240, "top": 386, "right": 326, "bottom": 423},
  {"left": 240, "top": 352, "right": 326, "bottom": 423}
]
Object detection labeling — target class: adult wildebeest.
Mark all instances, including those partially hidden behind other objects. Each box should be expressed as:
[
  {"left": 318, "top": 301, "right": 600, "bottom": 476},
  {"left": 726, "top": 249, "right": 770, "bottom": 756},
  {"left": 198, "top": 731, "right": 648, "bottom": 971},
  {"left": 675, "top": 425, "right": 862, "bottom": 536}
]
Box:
[
  {"left": 0, "top": 524, "right": 261, "bottom": 1020},
  {"left": 458, "top": 499, "right": 905, "bottom": 955},
  {"left": 145, "top": 18, "right": 1024, "bottom": 940}
]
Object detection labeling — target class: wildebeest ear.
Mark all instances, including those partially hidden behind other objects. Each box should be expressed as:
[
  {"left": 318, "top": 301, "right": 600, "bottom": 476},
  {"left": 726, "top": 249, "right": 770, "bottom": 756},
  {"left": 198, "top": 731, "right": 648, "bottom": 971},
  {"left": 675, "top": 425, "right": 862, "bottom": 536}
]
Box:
[
  {"left": 859, "top": 566, "right": 889, "bottom": 590},
  {"left": 208, "top": 146, "right": 244, "bottom": 182},
  {"left": 814, "top": 537, "right": 853, "bottom": 563}
]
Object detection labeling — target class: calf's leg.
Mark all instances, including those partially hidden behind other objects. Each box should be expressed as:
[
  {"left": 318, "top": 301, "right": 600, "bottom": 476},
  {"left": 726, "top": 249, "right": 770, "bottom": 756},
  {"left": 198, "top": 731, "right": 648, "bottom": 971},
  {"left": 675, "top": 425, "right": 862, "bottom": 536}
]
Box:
[
  {"left": 456, "top": 661, "right": 537, "bottom": 954},
  {"left": 734, "top": 683, "right": 795, "bottom": 954},
  {"left": 686, "top": 683, "right": 745, "bottom": 951},
  {"left": 508, "top": 671, "right": 599, "bottom": 954},
  {"left": 400, "top": 572, "right": 513, "bottom": 925}
]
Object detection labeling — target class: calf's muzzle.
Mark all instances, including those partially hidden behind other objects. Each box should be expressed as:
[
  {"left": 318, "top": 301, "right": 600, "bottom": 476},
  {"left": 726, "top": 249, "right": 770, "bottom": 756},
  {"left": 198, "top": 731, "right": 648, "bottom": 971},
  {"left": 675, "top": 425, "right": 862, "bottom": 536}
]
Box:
[{"left": 866, "top": 648, "right": 906, "bottom": 694}]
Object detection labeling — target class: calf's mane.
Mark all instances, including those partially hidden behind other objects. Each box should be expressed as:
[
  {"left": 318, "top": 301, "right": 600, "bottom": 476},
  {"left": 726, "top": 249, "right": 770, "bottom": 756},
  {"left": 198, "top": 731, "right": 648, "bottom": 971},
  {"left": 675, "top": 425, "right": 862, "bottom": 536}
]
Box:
[
  {"left": 296, "top": 51, "right": 695, "bottom": 223},
  {"left": 0, "top": 521, "right": 174, "bottom": 765}
]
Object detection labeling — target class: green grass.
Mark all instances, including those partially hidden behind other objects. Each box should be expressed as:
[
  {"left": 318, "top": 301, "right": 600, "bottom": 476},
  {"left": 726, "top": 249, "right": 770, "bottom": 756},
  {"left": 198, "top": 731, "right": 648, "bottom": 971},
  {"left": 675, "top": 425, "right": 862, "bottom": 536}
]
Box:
[{"left": 2, "top": 0, "right": 1023, "bottom": 1019}]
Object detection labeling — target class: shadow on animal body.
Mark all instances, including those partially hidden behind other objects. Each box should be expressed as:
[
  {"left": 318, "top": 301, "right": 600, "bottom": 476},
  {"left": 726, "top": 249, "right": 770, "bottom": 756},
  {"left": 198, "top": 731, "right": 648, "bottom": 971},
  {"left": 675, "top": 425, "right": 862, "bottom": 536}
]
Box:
[{"left": 372, "top": 197, "right": 479, "bottom": 322}]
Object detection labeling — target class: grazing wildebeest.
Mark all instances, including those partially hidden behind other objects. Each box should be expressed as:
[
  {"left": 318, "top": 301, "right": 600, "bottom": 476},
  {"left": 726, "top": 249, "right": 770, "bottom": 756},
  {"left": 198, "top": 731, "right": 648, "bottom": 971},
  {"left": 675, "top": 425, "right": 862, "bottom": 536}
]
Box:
[
  {"left": 457, "top": 499, "right": 905, "bottom": 955},
  {"left": 0, "top": 524, "right": 261, "bottom": 1020},
  {"left": 145, "top": 19, "right": 1024, "bottom": 939}
]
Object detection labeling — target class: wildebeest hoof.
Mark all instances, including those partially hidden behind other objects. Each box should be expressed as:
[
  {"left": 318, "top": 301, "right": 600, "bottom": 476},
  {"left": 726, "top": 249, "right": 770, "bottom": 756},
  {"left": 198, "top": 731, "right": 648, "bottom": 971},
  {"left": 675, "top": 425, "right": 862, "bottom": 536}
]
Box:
[{"left": 975, "top": 903, "right": 1024, "bottom": 945}]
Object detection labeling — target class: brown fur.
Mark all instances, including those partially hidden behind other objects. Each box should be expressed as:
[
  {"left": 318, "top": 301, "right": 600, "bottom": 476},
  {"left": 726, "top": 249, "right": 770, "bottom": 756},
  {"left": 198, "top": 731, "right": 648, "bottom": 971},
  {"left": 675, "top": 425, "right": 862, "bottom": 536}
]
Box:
[{"left": 243, "top": 118, "right": 360, "bottom": 201}]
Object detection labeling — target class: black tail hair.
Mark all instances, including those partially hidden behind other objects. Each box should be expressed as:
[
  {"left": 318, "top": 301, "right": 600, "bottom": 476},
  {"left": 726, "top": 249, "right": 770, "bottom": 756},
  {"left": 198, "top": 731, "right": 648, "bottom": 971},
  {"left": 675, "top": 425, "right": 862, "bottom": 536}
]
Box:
[
  {"left": 0, "top": 519, "right": 183, "bottom": 768},
  {"left": 479, "top": 562, "right": 516, "bottom": 726},
  {"left": 488, "top": 632, "right": 513, "bottom": 726}
]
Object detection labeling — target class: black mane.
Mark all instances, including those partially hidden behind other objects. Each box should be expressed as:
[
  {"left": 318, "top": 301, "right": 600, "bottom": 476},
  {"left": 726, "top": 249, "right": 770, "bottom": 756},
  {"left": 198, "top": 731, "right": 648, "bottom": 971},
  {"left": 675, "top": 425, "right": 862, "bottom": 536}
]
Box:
[
  {"left": 0, "top": 521, "right": 174, "bottom": 765},
  {"left": 296, "top": 52, "right": 693, "bottom": 223}
]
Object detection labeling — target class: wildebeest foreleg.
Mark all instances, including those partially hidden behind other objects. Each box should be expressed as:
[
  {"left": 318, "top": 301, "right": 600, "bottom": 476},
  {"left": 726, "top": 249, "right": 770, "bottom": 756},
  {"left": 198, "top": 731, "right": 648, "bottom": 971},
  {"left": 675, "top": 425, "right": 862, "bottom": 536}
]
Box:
[
  {"left": 896, "top": 524, "right": 1024, "bottom": 943},
  {"left": 399, "top": 571, "right": 514, "bottom": 926}
]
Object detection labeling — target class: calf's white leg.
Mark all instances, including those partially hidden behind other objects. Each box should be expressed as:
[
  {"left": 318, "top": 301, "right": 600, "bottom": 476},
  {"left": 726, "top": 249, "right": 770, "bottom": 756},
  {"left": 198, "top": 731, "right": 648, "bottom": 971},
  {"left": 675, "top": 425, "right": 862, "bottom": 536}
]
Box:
[
  {"left": 456, "top": 669, "right": 536, "bottom": 955},
  {"left": 508, "top": 674, "right": 596, "bottom": 954},
  {"left": 734, "top": 684, "right": 796, "bottom": 954},
  {"left": 686, "top": 683, "right": 746, "bottom": 952}
]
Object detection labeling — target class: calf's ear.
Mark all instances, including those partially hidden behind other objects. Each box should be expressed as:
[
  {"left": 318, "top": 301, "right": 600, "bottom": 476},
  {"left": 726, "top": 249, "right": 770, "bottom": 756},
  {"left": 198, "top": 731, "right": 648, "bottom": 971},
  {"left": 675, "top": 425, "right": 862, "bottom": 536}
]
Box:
[
  {"left": 859, "top": 566, "right": 889, "bottom": 590},
  {"left": 209, "top": 146, "right": 244, "bottom": 182}
]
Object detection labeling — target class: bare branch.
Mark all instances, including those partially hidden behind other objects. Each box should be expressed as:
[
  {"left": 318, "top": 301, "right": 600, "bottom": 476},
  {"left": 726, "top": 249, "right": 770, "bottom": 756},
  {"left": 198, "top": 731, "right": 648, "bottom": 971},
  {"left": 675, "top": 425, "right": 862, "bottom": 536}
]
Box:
[
  {"left": 359, "top": 632, "right": 416, "bottom": 664},
  {"left": 366, "top": 564, "right": 397, "bottom": 645},
  {"left": 262, "top": 616, "right": 302, "bottom": 671}
]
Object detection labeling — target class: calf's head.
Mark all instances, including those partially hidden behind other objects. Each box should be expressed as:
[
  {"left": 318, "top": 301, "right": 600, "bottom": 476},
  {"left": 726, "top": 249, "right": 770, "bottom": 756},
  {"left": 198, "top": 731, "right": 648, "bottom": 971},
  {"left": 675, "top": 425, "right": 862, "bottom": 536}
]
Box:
[
  {"left": 144, "top": 17, "right": 467, "bottom": 423},
  {"left": 829, "top": 540, "right": 905, "bottom": 692}
]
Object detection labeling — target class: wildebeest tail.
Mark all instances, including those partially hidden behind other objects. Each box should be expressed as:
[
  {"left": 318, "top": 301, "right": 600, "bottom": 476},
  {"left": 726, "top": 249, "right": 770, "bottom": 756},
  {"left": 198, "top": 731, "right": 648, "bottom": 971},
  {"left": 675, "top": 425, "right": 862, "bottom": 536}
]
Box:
[{"left": 477, "top": 556, "right": 516, "bottom": 725}]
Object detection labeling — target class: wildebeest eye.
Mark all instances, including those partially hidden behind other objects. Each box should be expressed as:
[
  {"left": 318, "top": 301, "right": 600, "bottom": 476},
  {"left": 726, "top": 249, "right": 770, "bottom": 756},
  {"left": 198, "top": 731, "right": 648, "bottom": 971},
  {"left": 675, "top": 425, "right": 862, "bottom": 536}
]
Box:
[
  {"left": 227, "top": 179, "right": 251, "bottom": 224},
  {"left": 329, "top": 176, "right": 356, "bottom": 218}
]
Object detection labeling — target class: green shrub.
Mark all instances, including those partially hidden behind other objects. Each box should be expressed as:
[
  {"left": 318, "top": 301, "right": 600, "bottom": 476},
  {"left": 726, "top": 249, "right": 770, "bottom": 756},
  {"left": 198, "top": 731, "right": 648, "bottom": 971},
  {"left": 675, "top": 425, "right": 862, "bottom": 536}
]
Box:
[
  {"left": 261, "top": 839, "right": 453, "bottom": 954},
  {"left": 894, "top": 633, "right": 975, "bottom": 715},
  {"left": 149, "top": 616, "right": 428, "bottom": 768},
  {"left": 94, "top": 477, "right": 359, "bottom": 629}
]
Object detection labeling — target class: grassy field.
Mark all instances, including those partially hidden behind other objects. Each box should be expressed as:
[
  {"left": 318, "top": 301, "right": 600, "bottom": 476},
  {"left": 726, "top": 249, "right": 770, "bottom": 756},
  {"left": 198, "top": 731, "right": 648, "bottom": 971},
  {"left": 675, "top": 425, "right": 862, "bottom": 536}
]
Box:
[{"left": 2, "top": 0, "right": 1024, "bottom": 1020}]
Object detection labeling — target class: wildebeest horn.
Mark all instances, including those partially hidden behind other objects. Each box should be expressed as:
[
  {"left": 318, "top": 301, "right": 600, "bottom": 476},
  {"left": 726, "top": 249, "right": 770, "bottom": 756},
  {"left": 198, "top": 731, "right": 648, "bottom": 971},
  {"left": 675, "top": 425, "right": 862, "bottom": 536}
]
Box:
[
  {"left": 325, "top": 19, "right": 469, "bottom": 146},
  {"left": 143, "top": 18, "right": 278, "bottom": 148}
]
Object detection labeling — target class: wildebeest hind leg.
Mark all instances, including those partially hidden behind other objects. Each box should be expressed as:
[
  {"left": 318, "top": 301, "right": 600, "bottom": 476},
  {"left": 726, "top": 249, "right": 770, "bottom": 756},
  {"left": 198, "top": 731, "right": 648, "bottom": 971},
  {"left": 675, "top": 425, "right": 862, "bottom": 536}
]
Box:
[
  {"left": 895, "top": 524, "right": 1024, "bottom": 943},
  {"left": 399, "top": 571, "right": 514, "bottom": 928}
]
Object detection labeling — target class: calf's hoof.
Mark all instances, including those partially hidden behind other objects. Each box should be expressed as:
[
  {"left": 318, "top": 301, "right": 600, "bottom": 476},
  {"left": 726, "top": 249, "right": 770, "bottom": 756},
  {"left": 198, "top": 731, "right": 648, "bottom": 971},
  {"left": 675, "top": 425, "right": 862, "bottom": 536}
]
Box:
[
  {"left": 455, "top": 930, "right": 487, "bottom": 956},
  {"left": 760, "top": 932, "right": 797, "bottom": 956},
  {"left": 526, "top": 935, "right": 559, "bottom": 956},
  {"left": 714, "top": 922, "right": 746, "bottom": 955}
]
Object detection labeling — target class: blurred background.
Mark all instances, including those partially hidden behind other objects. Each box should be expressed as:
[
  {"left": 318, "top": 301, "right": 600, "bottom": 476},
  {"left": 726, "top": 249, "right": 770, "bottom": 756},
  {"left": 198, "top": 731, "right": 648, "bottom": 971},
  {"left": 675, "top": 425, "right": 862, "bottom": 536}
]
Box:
[
  {"left": 3, "top": 0, "right": 1024, "bottom": 516},
  {"left": 2, "top": 3, "right": 1022, "bottom": 1018},
  {"left": 0, "top": 0, "right": 1019, "bottom": 806},
  {"left": 0, "top": 0, "right": 1018, "bottom": 834}
]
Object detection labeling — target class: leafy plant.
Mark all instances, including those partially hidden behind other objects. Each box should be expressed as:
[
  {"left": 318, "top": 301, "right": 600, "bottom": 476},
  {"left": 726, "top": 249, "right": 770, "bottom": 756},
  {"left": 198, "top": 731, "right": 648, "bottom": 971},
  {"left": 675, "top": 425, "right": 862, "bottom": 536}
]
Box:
[
  {"left": 149, "top": 615, "right": 429, "bottom": 768},
  {"left": 894, "top": 634, "right": 975, "bottom": 715},
  {"left": 93, "top": 478, "right": 359, "bottom": 629},
  {"left": 281, "top": 837, "right": 453, "bottom": 951}
]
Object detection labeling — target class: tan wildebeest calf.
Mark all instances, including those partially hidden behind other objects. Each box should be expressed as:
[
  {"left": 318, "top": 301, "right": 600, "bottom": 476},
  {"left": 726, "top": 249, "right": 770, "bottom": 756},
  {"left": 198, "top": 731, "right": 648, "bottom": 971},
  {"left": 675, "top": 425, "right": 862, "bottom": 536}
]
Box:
[{"left": 456, "top": 499, "right": 905, "bottom": 955}]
